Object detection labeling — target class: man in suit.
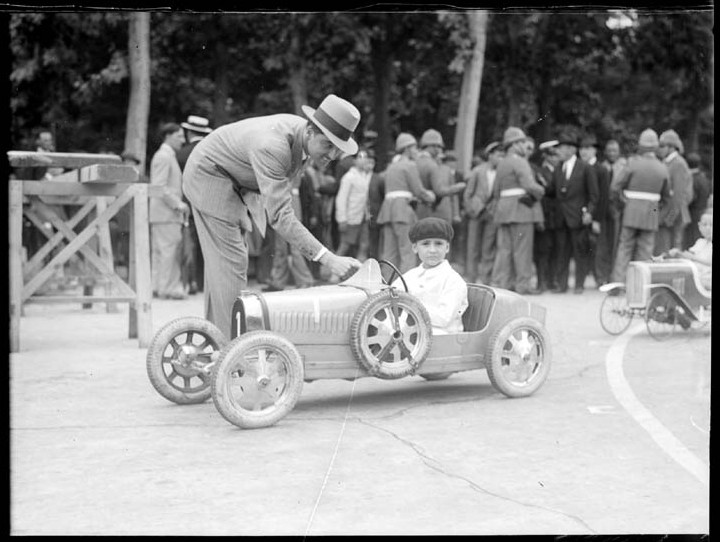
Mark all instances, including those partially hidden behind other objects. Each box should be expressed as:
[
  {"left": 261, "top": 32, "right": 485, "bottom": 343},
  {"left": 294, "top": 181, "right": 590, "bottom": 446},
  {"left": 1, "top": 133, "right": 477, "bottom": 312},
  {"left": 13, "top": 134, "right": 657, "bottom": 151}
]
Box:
[
  {"left": 182, "top": 94, "right": 362, "bottom": 337},
  {"left": 532, "top": 140, "right": 561, "bottom": 292},
  {"left": 149, "top": 122, "right": 188, "bottom": 300},
  {"left": 176, "top": 115, "right": 213, "bottom": 294},
  {"left": 491, "top": 127, "right": 546, "bottom": 295},
  {"left": 683, "top": 152, "right": 712, "bottom": 249},
  {"left": 654, "top": 129, "right": 693, "bottom": 255},
  {"left": 600, "top": 139, "right": 628, "bottom": 274},
  {"left": 464, "top": 141, "right": 503, "bottom": 284},
  {"left": 579, "top": 134, "right": 612, "bottom": 287},
  {"left": 547, "top": 132, "right": 599, "bottom": 294},
  {"left": 610, "top": 129, "right": 671, "bottom": 282}
]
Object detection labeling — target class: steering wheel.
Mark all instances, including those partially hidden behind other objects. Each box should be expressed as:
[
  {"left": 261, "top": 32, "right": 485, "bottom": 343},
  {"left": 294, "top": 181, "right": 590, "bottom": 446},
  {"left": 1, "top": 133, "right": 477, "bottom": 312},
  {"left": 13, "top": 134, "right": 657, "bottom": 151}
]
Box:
[{"left": 377, "top": 259, "right": 409, "bottom": 292}]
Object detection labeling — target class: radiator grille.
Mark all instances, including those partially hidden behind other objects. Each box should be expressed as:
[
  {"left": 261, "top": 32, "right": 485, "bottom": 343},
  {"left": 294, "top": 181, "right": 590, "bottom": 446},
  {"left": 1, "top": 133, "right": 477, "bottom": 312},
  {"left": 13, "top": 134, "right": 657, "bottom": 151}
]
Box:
[{"left": 270, "top": 311, "right": 353, "bottom": 334}]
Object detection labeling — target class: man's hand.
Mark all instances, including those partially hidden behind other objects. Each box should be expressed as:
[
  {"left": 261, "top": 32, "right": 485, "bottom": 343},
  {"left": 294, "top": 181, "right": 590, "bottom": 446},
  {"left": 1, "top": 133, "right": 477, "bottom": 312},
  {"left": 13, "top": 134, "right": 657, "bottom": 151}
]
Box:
[{"left": 321, "top": 253, "right": 361, "bottom": 280}]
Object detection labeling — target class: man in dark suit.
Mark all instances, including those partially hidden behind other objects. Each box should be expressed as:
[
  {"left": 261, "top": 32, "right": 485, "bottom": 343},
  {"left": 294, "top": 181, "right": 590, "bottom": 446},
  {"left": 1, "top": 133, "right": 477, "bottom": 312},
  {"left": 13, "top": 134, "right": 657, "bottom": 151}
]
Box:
[
  {"left": 579, "top": 134, "right": 612, "bottom": 287},
  {"left": 547, "top": 132, "right": 599, "bottom": 294},
  {"left": 532, "top": 140, "right": 562, "bottom": 292}
]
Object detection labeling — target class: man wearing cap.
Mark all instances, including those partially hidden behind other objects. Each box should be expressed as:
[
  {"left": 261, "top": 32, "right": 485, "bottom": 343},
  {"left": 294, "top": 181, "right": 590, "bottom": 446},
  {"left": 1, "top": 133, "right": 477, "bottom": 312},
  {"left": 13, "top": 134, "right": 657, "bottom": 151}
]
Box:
[
  {"left": 415, "top": 129, "right": 466, "bottom": 220},
  {"left": 579, "top": 134, "right": 612, "bottom": 287},
  {"left": 464, "top": 141, "right": 504, "bottom": 284},
  {"left": 547, "top": 132, "right": 599, "bottom": 294},
  {"left": 182, "top": 94, "right": 362, "bottom": 337},
  {"left": 654, "top": 129, "right": 693, "bottom": 255},
  {"left": 610, "top": 129, "right": 671, "bottom": 282},
  {"left": 376, "top": 133, "right": 436, "bottom": 274},
  {"left": 491, "top": 127, "right": 546, "bottom": 295},
  {"left": 532, "top": 140, "right": 562, "bottom": 292}
]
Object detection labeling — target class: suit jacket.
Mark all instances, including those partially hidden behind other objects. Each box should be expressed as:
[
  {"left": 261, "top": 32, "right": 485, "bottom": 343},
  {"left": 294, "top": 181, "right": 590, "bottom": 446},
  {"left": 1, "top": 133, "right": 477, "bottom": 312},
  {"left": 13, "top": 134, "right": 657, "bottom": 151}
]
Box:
[
  {"left": 176, "top": 139, "right": 202, "bottom": 172},
  {"left": 548, "top": 156, "right": 599, "bottom": 229},
  {"left": 182, "top": 113, "right": 324, "bottom": 262},
  {"left": 590, "top": 159, "right": 612, "bottom": 221},
  {"left": 610, "top": 153, "right": 670, "bottom": 231},
  {"left": 658, "top": 153, "right": 693, "bottom": 227},
  {"left": 149, "top": 143, "right": 185, "bottom": 224},
  {"left": 463, "top": 162, "right": 496, "bottom": 220},
  {"left": 536, "top": 162, "right": 562, "bottom": 229},
  {"left": 492, "top": 154, "right": 545, "bottom": 224}
]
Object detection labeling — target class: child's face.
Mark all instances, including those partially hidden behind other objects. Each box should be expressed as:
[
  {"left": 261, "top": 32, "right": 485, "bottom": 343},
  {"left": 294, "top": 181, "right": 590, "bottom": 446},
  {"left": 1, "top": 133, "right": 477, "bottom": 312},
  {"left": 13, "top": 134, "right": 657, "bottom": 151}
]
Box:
[
  {"left": 699, "top": 214, "right": 713, "bottom": 241},
  {"left": 412, "top": 238, "right": 450, "bottom": 268}
]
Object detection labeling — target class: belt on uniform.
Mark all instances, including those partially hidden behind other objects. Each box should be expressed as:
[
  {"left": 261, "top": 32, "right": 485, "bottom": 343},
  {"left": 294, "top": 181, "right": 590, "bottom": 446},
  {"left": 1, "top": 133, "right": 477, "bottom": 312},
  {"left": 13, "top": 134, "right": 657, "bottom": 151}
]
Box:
[
  {"left": 384, "top": 190, "right": 414, "bottom": 200},
  {"left": 624, "top": 190, "right": 660, "bottom": 202},
  {"left": 499, "top": 188, "right": 527, "bottom": 197}
]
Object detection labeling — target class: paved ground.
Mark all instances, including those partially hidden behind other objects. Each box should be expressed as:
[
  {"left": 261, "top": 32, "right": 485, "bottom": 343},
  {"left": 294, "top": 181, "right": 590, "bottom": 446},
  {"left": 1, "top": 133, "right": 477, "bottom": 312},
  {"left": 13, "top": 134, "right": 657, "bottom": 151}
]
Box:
[{"left": 9, "top": 281, "right": 710, "bottom": 535}]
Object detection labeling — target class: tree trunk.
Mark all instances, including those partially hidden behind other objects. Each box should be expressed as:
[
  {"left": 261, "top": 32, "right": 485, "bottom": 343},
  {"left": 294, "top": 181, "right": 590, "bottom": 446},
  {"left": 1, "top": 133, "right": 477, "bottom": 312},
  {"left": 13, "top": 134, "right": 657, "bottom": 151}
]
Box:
[
  {"left": 453, "top": 10, "right": 488, "bottom": 177},
  {"left": 212, "top": 40, "right": 230, "bottom": 128},
  {"left": 288, "top": 25, "right": 308, "bottom": 116},
  {"left": 370, "top": 23, "right": 394, "bottom": 172},
  {"left": 124, "top": 12, "right": 151, "bottom": 173}
]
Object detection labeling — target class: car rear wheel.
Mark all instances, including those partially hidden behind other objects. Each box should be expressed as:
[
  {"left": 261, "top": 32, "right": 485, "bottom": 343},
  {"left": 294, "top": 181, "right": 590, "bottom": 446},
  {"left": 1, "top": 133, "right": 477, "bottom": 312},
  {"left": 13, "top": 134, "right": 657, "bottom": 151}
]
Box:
[
  {"left": 599, "top": 289, "right": 633, "bottom": 335},
  {"left": 350, "top": 290, "right": 432, "bottom": 379},
  {"left": 146, "top": 317, "right": 227, "bottom": 405},
  {"left": 645, "top": 291, "right": 679, "bottom": 341},
  {"left": 211, "top": 330, "right": 304, "bottom": 429},
  {"left": 485, "top": 317, "right": 551, "bottom": 398}
]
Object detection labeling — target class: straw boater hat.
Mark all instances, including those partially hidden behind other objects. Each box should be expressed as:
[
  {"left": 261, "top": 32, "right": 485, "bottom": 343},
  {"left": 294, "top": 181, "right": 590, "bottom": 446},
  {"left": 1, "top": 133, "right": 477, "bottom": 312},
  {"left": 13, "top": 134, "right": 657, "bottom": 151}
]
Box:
[
  {"left": 181, "top": 115, "right": 212, "bottom": 134},
  {"left": 302, "top": 94, "right": 361, "bottom": 155},
  {"left": 538, "top": 140, "right": 559, "bottom": 153}
]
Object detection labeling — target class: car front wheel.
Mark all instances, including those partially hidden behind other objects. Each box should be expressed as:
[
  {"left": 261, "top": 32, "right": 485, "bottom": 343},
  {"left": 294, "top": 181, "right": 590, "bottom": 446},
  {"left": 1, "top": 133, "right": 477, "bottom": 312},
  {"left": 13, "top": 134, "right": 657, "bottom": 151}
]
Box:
[{"left": 485, "top": 317, "right": 551, "bottom": 398}]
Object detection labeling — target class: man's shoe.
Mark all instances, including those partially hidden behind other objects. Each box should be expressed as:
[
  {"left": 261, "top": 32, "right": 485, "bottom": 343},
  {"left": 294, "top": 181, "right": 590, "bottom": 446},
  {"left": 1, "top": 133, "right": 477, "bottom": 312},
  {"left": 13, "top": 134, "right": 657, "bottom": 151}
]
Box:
[
  {"left": 517, "top": 288, "right": 542, "bottom": 295},
  {"left": 573, "top": 286, "right": 584, "bottom": 294},
  {"left": 550, "top": 286, "right": 567, "bottom": 293}
]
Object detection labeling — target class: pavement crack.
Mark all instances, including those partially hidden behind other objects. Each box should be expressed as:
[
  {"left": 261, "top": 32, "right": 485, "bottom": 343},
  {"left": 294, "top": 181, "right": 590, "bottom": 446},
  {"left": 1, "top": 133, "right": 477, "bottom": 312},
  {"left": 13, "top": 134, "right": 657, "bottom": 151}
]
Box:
[{"left": 357, "top": 417, "right": 597, "bottom": 534}]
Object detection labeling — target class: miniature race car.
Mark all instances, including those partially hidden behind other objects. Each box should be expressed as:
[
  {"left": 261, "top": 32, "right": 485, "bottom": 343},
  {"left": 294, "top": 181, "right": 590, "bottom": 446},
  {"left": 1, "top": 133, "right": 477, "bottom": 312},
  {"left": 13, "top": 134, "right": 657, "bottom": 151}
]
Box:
[
  {"left": 147, "top": 259, "right": 552, "bottom": 429},
  {"left": 599, "top": 258, "right": 711, "bottom": 340}
]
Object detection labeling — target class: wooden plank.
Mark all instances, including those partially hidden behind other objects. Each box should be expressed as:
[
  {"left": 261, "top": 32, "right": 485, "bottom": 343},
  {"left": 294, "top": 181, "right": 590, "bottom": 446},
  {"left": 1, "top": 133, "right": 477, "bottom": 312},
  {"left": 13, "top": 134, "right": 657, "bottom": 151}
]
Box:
[
  {"left": 29, "top": 199, "right": 136, "bottom": 300},
  {"left": 95, "top": 197, "right": 119, "bottom": 313},
  {"left": 22, "top": 187, "right": 136, "bottom": 300},
  {"left": 9, "top": 181, "right": 24, "bottom": 352},
  {"left": 22, "top": 181, "right": 164, "bottom": 198},
  {"left": 8, "top": 151, "right": 121, "bottom": 169},
  {"left": 25, "top": 296, "right": 136, "bottom": 304},
  {"left": 49, "top": 164, "right": 138, "bottom": 184},
  {"left": 132, "top": 183, "right": 153, "bottom": 348}
]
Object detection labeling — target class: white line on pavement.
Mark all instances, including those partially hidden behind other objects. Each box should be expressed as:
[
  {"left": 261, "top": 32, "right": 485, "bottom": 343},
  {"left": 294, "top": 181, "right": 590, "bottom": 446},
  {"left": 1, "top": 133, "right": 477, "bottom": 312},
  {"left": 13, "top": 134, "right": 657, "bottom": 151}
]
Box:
[{"left": 605, "top": 323, "right": 709, "bottom": 487}]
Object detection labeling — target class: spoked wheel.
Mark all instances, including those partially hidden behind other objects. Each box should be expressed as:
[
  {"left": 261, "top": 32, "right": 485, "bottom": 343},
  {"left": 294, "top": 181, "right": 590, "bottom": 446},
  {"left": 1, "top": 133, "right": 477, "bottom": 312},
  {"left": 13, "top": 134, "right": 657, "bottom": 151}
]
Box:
[
  {"left": 377, "top": 259, "right": 409, "bottom": 292},
  {"left": 645, "top": 291, "right": 679, "bottom": 341},
  {"left": 486, "top": 317, "right": 552, "bottom": 398},
  {"left": 599, "top": 290, "right": 633, "bottom": 335},
  {"left": 146, "top": 317, "right": 228, "bottom": 404},
  {"left": 211, "top": 330, "right": 304, "bottom": 429},
  {"left": 350, "top": 289, "right": 432, "bottom": 379}
]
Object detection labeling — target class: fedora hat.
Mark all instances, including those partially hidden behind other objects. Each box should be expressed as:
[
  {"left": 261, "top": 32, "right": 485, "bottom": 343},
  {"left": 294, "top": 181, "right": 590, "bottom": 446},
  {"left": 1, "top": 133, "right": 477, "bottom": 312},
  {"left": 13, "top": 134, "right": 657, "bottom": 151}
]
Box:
[
  {"left": 301, "top": 94, "right": 360, "bottom": 155},
  {"left": 181, "top": 115, "right": 212, "bottom": 134},
  {"left": 558, "top": 132, "right": 579, "bottom": 147},
  {"left": 502, "top": 127, "right": 527, "bottom": 148},
  {"left": 538, "top": 140, "right": 559, "bottom": 152},
  {"left": 579, "top": 135, "right": 598, "bottom": 148}
]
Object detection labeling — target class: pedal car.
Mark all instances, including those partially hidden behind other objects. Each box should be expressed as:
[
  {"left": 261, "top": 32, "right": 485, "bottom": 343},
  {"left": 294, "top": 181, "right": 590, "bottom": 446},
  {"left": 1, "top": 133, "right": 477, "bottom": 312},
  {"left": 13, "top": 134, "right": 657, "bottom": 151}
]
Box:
[
  {"left": 598, "top": 258, "right": 711, "bottom": 340},
  {"left": 147, "top": 259, "right": 552, "bottom": 429}
]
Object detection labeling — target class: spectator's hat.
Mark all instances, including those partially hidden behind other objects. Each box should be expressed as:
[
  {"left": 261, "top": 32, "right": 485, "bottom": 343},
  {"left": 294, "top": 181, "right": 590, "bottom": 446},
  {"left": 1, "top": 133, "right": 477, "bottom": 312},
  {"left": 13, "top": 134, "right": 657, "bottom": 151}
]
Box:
[
  {"left": 395, "top": 132, "right": 418, "bottom": 153},
  {"left": 538, "top": 140, "right": 559, "bottom": 153},
  {"left": 579, "top": 135, "right": 599, "bottom": 148},
  {"left": 420, "top": 129, "right": 445, "bottom": 148},
  {"left": 638, "top": 128, "right": 659, "bottom": 150},
  {"left": 181, "top": 115, "right": 213, "bottom": 134},
  {"left": 502, "top": 127, "right": 527, "bottom": 148},
  {"left": 659, "top": 129, "right": 684, "bottom": 154},
  {"left": 484, "top": 141, "right": 502, "bottom": 155},
  {"left": 302, "top": 94, "right": 360, "bottom": 155},
  {"left": 558, "top": 132, "right": 579, "bottom": 147},
  {"left": 409, "top": 217, "right": 454, "bottom": 243},
  {"left": 686, "top": 152, "right": 701, "bottom": 169}
]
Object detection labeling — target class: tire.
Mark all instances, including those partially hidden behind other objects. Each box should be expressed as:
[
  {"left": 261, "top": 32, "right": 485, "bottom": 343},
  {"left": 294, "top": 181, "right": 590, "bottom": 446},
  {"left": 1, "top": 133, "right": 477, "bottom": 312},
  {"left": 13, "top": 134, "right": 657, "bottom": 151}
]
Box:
[
  {"left": 211, "top": 330, "right": 304, "bottom": 429},
  {"left": 146, "top": 317, "right": 228, "bottom": 405},
  {"left": 420, "top": 372, "right": 454, "bottom": 381},
  {"left": 485, "top": 317, "right": 552, "bottom": 398},
  {"left": 599, "top": 290, "right": 633, "bottom": 335},
  {"left": 350, "top": 289, "right": 433, "bottom": 379},
  {"left": 645, "top": 291, "right": 678, "bottom": 341}
]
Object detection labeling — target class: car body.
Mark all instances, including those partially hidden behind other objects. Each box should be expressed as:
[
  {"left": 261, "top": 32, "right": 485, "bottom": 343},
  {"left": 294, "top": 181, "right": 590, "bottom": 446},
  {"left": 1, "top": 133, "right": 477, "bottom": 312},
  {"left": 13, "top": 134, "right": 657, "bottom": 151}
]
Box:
[{"left": 147, "top": 259, "right": 552, "bottom": 429}]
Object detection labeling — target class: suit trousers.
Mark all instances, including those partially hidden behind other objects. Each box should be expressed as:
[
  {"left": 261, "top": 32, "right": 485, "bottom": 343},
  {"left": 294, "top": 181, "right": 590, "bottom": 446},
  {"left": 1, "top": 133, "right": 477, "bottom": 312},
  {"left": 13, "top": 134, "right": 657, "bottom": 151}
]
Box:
[
  {"left": 491, "top": 222, "right": 534, "bottom": 292},
  {"left": 367, "top": 220, "right": 383, "bottom": 261},
  {"left": 654, "top": 222, "right": 686, "bottom": 256},
  {"left": 553, "top": 224, "right": 592, "bottom": 290},
  {"left": 192, "top": 208, "right": 249, "bottom": 338},
  {"left": 594, "top": 216, "right": 616, "bottom": 285},
  {"left": 151, "top": 223, "right": 185, "bottom": 298},
  {"left": 612, "top": 226, "right": 655, "bottom": 282},
  {"left": 269, "top": 237, "right": 316, "bottom": 288},
  {"left": 533, "top": 227, "right": 557, "bottom": 289},
  {"left": 381, "top": 222, "right": 417, "bottom": 274},
  {"left": 465, "top": 216, "right": 497, "bottom": 284}
]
